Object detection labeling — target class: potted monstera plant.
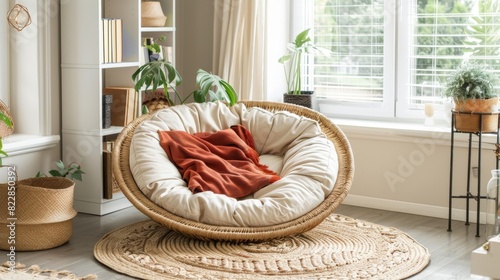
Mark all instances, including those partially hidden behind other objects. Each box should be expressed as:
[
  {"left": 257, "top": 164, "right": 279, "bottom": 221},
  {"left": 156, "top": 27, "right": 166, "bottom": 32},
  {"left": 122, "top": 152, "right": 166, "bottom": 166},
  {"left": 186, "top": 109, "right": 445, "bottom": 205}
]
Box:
[
  {"left": 278, "top": 28, "right": 331, "bottom": 109},
  {"left": 132, "top": 59, "right": 238, "bottom": 112},
  {"left": 443, "top": 62, "right": 499, "bottom": 132}
]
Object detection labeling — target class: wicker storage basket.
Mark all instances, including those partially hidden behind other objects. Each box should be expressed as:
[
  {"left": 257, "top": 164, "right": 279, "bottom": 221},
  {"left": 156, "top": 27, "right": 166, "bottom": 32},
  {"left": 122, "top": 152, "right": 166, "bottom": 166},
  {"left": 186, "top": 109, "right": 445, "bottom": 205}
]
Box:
[
  {"left": 454, "top": 97, "right": 499, "bottom": 133},
  {"left": 0, "top": 177, "right": 77, "bottom": 251},
  {"left": 141, "top": 1, "right": 167, "bottom": 27}
]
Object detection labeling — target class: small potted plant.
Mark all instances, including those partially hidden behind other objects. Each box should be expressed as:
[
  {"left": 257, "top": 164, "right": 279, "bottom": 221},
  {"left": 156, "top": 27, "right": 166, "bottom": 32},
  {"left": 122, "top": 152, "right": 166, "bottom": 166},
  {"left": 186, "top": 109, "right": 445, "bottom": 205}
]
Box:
[
  {"left": 132, "top": 60, "right": 238, "bottom": 112},
  {"left": 278, "top": 28, "right": 331, "bottom": 108},
  {"left": 0, "top": 109, "right": 13, "bottom": 165},
  {"left": 0, "top": 161, "right": 85, "bottom": 251},
  {"left": 443, "top": 62, "right": 499, "bottom": 132}
]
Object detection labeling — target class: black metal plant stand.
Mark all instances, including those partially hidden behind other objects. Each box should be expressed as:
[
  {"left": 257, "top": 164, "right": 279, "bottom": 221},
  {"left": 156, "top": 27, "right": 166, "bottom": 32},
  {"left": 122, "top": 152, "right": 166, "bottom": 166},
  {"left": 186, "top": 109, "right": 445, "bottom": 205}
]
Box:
[{"left": 448, "top": 110, "right": 500, "bottom": 237}]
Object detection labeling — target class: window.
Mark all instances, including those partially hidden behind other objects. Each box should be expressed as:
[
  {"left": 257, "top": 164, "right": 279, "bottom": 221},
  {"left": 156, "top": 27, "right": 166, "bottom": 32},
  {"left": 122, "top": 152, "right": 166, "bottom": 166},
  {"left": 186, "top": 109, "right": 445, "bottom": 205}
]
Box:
[{"left": 299, "top": 0, "right": 500, "bottom": 121}]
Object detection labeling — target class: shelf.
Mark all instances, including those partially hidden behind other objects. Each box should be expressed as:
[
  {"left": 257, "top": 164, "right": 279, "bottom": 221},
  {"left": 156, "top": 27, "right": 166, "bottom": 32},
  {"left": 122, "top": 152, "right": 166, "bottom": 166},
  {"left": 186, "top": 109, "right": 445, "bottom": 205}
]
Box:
[
  {"left": 62, "top": 0, "right": 175, "bottom": 215},
  {"left": 141, "top": 26, "right": 175, "bottom": 32},
  {"left": 101, "top": 61, "right": 141, "bottom": 69},
  {"left": 61, "top": 126, "right": 124, "bottom": 137}
]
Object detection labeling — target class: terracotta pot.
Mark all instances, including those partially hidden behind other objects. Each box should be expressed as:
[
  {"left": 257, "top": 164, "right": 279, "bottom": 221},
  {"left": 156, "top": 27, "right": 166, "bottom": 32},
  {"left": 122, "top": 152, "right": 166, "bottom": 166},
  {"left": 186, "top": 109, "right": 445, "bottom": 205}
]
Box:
[{"left": 454, "top": 97, "right": 499, "bottom": 133}]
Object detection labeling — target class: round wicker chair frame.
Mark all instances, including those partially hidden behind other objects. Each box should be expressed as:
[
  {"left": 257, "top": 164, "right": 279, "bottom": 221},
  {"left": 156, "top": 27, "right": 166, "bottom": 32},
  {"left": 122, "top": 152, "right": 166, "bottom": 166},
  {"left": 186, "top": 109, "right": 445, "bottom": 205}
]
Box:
[{"left": 112, "top": 101, "right": 354, "bottom": 242}]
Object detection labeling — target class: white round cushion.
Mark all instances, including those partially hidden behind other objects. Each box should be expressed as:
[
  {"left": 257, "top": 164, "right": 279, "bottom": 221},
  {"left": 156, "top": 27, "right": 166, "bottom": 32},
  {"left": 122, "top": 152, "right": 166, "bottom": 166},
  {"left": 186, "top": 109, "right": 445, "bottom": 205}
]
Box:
[{"left": 130, "top": 102, "right": 338, "bottom": 227}]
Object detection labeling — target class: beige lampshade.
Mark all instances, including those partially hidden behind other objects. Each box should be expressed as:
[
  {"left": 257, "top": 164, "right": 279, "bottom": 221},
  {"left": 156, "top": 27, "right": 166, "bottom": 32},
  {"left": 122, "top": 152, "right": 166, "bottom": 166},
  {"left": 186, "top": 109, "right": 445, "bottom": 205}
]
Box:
[{"left": 141, "top": 1, "right": 167, "bottom": 27}]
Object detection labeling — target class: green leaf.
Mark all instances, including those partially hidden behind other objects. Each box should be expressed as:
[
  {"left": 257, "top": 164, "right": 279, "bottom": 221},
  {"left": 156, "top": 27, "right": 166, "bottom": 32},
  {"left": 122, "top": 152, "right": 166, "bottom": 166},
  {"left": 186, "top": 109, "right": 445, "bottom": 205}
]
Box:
[
  {"left": 132, "top": 60, "right": 181, "bottom": 104},
  {"left": 193, "top": 89, "right": 205, "bottom": 103},
  {"left": 279, "top": 28, "right": 332, "bottom": 95},
  {"left": 55, "top": 160, "right": 65, "bottom": 171},
  {"left": 191, "top": 69, "right": 238, "bottom": 105},
  {"left": 220, "top": 80, "right": 238, "bottom": 106},
  {"left": 35, "top": 171, "right": 46, "bottom": 178},
  {"left": 294, "top": 28, "right": 311, "bottom": 48},
  {"left": 0, "top": 112, "right": 12, "bottom": 128},
  {"left": 141, "top": 104, "right": 149, "bottom": 114},
  {"left": 278, "top": 54, "right": 291, "bottom": 64},
  {"left": 49, "top": 170, "right": 64, "bottom": 177},
  {"left": 70, "top": 169, "right": 85, "bottom": 182}
]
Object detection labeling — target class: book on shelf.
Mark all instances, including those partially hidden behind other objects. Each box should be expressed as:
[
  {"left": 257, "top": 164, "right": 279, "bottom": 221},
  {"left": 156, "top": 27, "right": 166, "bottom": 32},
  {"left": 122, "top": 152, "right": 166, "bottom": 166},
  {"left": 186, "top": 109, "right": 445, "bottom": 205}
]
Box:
[
  {"left": 103, "top": 140, "right": 120, "bottom": 199},
  {"left": 161, "top": 46, "right": 173, "bottom": 63},
  {"left": 102, "top": 86, "right": 137, "bottom": 126},
  {"left": 101, "top": 19, "right": 110, "bottom": 63},
  {"left": 140, "top": 47, "right": 150, "bottom": 65},
  {"left": 101, "top": 18, "right": 123, "bottom": 63}
]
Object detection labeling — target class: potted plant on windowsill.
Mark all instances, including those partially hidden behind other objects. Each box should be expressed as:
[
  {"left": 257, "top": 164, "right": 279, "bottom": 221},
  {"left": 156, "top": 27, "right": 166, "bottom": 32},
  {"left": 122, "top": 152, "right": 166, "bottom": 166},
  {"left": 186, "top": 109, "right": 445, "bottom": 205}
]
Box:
[
  {"left": 278, "top": 28, "right": 331, "bottom": 109},
  {"left": 0, "top": 161, "right": 85, "bottom": 251},
  {"left": 443, "top": 62, "right": 499, "bottom": 132},
  {"left": 132, "top": 60, "right": 238, "bottom": 113}
]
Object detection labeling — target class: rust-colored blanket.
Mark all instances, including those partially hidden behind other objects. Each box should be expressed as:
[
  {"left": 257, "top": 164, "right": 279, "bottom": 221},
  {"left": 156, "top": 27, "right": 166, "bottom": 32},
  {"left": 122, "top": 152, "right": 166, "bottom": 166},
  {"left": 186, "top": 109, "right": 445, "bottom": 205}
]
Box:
[{"left": 158, "top": 125, "right": 280, "bottom": 198}]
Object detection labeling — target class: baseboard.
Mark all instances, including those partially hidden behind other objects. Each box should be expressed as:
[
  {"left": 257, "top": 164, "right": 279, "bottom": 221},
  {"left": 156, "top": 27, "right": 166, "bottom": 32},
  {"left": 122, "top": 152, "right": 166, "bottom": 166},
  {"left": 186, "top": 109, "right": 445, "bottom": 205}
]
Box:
[{"left": 343, "top": 194, "right": 487, "bottom": 224}]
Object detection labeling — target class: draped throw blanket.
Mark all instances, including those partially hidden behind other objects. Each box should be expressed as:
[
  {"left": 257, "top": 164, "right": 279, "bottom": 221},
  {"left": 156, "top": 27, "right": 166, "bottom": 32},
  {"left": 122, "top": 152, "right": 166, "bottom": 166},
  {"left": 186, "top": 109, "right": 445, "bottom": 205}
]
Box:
[{"left": 158, "top": 125, "right": 280, "bottom": 198}]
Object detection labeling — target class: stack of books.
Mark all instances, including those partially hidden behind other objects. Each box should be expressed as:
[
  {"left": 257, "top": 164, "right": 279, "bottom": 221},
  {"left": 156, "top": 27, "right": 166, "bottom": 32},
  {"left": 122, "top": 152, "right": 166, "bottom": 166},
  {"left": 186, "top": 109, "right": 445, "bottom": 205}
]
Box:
[
  {"left": 140, "top": 43, "right": 173, "bottom": 64},
  {"left": 101, "top": 18, "right": 123, "bottom": 63},
  {"left": 102, "top": 87, "right": 137, "bottom": 127}
]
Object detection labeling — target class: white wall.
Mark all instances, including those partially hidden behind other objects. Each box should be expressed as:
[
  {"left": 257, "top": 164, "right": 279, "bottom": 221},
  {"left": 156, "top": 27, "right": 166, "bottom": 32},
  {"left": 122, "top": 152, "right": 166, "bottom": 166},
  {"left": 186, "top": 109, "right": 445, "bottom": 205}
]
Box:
[
  {"left": 1, "top": 0, "right": 60, "bottom": 180},
  {"left": 175, "top": 0, "right": 214, "bottom": 102},
  {"left": 340, "top": 123, "right": 497, "bottom": 223},
  {"left": 0, "top": 2, "right": 9, "bottom": 105},
  {"left": 265, "top": 0, "right": 289, "bottom": 102}
]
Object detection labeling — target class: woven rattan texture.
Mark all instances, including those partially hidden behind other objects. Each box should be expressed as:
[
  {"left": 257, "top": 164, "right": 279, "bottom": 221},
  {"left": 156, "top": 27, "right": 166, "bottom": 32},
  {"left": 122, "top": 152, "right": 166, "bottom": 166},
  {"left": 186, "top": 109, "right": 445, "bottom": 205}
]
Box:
[
  {"left": 94, "top": 214, "right": 430, "bottom": 279},
  {"left": 0, "top": 177, "right": 76, "bottom": 251},
  {"left": 112, "top": 101, "right": 354, "bottom": 242}
]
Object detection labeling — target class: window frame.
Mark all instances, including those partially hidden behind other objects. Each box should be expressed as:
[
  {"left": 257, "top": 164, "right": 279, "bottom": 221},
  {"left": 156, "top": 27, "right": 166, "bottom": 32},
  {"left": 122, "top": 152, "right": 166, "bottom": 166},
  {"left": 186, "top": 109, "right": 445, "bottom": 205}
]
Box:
[
  {"left": 296, "top": 0, "right": 499, "bottom": 123},
  {"left": 294, "top": 0, "right": 397, "bottom": 119}
]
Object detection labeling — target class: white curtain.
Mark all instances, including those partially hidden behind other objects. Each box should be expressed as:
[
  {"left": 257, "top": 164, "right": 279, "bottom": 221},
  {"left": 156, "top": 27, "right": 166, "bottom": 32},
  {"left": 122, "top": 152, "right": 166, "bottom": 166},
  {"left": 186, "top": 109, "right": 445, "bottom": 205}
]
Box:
[{"left": 213, "top": 0, "right": 265, "bottom": 101}]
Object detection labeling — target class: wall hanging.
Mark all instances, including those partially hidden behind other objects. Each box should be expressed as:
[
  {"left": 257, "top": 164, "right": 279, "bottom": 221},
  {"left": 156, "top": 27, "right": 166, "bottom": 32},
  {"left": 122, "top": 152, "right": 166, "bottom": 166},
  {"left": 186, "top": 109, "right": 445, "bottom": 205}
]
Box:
[{"left": 7, "top": 4, "right": 32, "bottom": 31}]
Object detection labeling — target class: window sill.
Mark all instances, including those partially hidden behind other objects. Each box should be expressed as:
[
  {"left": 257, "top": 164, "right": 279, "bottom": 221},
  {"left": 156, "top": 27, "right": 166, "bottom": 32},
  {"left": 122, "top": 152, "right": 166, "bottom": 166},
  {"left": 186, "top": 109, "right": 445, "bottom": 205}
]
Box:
[
  {"left": 3, "top": 134, "right": 60, "bottom": 156},
  {"left": 331, "top": 118, "right": 497, "bottom": 148}
]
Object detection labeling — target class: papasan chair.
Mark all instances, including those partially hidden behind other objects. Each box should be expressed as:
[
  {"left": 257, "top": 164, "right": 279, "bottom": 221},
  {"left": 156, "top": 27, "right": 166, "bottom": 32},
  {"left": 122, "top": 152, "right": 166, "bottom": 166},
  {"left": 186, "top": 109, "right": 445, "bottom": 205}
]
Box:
[{"left": 112, "top": 100, "right": 354, "bottom": 242}]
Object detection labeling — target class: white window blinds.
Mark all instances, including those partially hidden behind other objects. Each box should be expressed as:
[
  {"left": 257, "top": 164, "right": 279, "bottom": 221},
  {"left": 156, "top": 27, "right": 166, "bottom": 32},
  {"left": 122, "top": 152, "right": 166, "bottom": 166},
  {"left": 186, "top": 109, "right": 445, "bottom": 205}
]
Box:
[
  {"left": 406, "top": 0, "right": 500, "bottom": 109},
  {"left": 303, "top": 0, "right": 500, "bottom": 119}
]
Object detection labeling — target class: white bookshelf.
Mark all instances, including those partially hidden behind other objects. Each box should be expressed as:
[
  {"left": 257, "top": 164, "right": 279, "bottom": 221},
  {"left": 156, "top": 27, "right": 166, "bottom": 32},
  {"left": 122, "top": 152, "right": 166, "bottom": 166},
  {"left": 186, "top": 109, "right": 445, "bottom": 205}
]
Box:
[{"left": 61, "top": 0, "right": 176, "bottom": 215}]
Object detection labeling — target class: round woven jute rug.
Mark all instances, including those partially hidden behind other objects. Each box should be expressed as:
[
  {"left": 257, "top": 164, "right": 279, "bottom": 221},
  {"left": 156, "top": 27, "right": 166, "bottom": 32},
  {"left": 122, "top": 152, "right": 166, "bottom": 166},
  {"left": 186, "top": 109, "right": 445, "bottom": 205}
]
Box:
[{"left": 94, "top": 214, "right": 430, "bottom": 279}]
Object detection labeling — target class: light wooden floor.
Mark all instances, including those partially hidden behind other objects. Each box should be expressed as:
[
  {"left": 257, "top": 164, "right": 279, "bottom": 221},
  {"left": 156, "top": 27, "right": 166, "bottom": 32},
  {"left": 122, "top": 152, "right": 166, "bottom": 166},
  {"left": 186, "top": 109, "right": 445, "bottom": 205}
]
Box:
[{"left": 5, "top": 205, "right": 493, "bottom": 280}]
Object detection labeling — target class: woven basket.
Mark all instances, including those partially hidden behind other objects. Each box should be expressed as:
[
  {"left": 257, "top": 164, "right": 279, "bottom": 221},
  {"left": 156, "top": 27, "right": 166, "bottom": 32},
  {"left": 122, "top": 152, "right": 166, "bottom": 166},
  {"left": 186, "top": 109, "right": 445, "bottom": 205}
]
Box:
[
  {"left": 283, "top": 92, "right": 315, "bottom": 109},
  {"left": 141, "top": 1, "right": 167, "bottom": 27},
  {"left": 143, "top": 97, "right": 171, "bottom": 112},
  {"left": 0, "top": 99, "right": 14, "bottom": 138},
  {"left": 0, "top": 177, "right": 77, "bottom": 251},
  {"left": 454, "top": 98, "right": 499, "bottom": 133}
]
